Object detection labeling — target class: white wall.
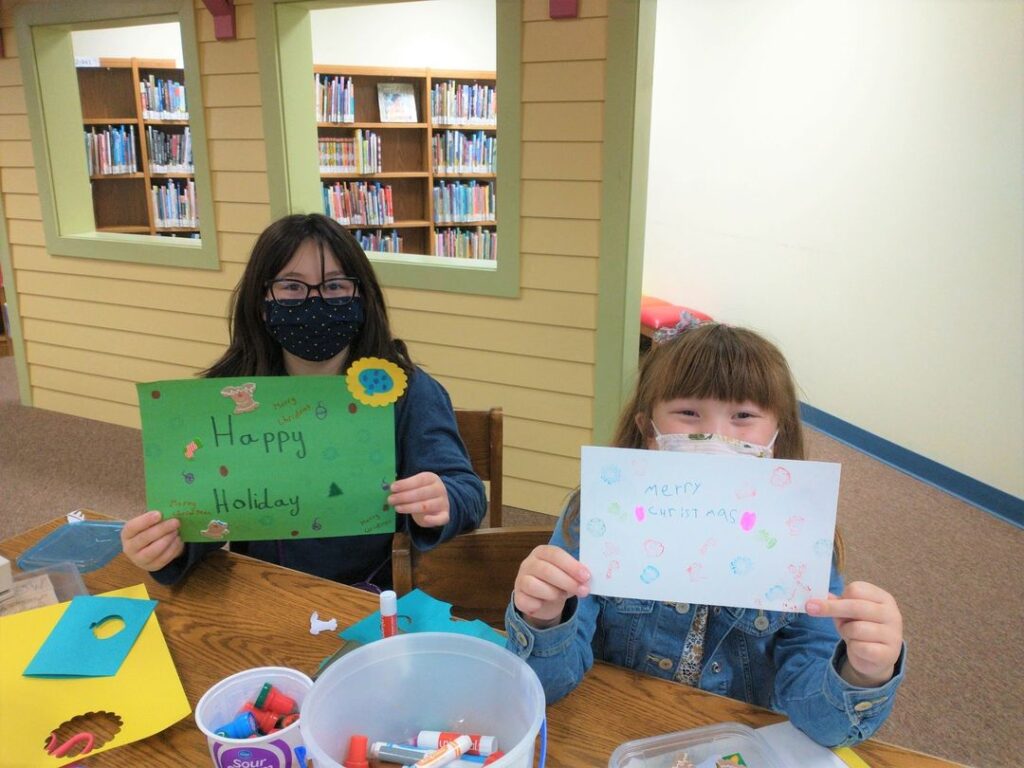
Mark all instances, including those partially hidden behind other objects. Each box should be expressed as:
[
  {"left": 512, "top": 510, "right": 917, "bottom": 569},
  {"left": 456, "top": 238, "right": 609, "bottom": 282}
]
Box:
[
  {"left": 311, "top": 0, "right": 495, "bottom": 69},
  {"left": 71, "top": 23, "right": 183, "bottom": 66},
  {"left": 643, "top": 0, "right": 1023, "bottom": 499}
]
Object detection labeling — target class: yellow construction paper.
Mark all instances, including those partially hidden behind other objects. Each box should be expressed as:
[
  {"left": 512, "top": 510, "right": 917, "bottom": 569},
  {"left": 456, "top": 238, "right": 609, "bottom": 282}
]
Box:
[
  {"left": 0, "top": 584, "right": 190, "bottom": 767},
  {"left": 833, "top": 747, "right": 873, "bottom": 767}
]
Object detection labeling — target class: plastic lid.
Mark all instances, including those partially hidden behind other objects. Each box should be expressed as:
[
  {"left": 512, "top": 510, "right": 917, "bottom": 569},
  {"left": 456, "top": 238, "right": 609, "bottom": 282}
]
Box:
[
  {"left": 379, "top": 590, "right": 397, "bottom": 616},
  {"left": 17, "top": 521, "right": 125, "bottom": 573},
  {"left": 608, "top": 722, "right": 785, "bottom": 768}
]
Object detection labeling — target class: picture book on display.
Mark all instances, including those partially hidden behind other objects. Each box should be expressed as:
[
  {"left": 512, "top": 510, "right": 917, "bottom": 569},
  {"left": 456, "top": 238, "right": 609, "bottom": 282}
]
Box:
[{"left": 377, "top": 83, "right": 418, "bottom": 123}]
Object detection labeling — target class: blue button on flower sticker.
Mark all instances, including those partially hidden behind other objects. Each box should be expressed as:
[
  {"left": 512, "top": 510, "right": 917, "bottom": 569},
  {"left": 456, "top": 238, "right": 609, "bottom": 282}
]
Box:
[{"left": 346, "top": 357, "right": 408, "bottom": 407}]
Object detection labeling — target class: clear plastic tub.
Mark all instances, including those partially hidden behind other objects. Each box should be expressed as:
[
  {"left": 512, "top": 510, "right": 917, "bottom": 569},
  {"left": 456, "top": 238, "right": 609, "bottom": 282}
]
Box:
[
  {"left": 300, "top": 632, "right": 546, "bottom": 768},
  {"left": 0, "top": 561, "right": 89, "bottom": 616},
  {"left": 609, "top": 722, "right": 785, "bottom": 768}
]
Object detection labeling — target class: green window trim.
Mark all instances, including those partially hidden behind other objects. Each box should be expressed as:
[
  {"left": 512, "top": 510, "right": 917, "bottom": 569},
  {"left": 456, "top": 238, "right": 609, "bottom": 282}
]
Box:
[
  {"left": 14, "top": 0, "right": 219, "bottom": 269},
  {"left": 253, "top": 0, "right": 521, "bottom": 297}
]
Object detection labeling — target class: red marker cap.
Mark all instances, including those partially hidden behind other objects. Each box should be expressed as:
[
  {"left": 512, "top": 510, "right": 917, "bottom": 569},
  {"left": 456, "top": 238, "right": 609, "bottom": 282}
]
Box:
[
  {"left": 254, "top": 683, "right": 296, "bottom": 715},
  {"left": 241, "top": 703, "right": 279, "bottom": 735},
  {"left": 343, "top": 733, "right": 369, "bottom": 768}
]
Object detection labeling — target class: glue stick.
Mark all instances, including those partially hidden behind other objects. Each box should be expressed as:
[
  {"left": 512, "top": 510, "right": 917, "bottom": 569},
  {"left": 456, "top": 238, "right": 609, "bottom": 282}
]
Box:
[
  {"left": 380, "top": 589, "right": 398, "bottom": 638},
  {"left": 412, "top": 734, "right": 472, "bottom": 767},
  {"left": 416, "top": 731, "right": 498, "bottom": 756}
]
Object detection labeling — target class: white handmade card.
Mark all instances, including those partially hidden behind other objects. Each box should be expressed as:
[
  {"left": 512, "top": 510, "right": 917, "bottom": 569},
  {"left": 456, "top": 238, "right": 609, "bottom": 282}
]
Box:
[{"left": 579, "top": 446, "right": 841, "bottom": 612}]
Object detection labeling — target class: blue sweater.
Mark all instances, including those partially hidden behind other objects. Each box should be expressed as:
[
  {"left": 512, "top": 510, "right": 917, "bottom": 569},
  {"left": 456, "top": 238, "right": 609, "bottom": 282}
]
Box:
[{"left": 150, "top": 367, "right": 486, "bottom": 588}]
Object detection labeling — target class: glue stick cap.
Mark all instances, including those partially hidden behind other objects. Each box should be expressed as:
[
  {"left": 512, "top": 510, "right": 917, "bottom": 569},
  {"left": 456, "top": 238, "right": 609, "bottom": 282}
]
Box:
[
  {"left": 343, "top": 733, "right": 369, "bottom": 768},
  {"left": 379, "top": 590, "right": 397, "bottom": 616}
]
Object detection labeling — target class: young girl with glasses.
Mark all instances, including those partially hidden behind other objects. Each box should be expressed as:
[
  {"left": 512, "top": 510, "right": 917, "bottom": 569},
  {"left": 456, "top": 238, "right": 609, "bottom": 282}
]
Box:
[
  {"left": 505, "top": 323, "right": 905, "bottom": 747},
  {"left": 121, "top": 213, "right": 486, "bottom": 588}
]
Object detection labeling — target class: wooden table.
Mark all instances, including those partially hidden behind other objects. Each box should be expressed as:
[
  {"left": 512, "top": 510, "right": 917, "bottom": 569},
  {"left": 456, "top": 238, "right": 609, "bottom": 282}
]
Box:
[{"left": 1, "top": 516, "right": 960, "bottom": 768}]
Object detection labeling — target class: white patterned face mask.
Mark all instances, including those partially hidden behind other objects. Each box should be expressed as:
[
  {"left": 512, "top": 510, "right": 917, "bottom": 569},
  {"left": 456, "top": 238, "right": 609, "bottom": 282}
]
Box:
[{"left": 652, "top": 424, "right": 777, "bottom": 459}]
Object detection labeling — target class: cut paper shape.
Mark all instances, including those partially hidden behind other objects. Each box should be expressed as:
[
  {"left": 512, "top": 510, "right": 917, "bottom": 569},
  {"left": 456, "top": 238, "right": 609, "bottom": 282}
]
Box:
[
  {"left": 328, "top": 482, "right": 343, "bottom": 497},
  {"left": 45, "top": 712, "right": 123, "bottom": 758},
  {"left": 220, "top": 382, "right": 260, "bottom": 414},
  {"left": 0, "top": 584, "right": 190, "bottom": 767},
  {"left": 346, "top": 357, "right": 408, "bottom": 407},
  {"left": 25, "top": 596, "right": 157, "bottom": 678},
  {"left": 339, "top": 589, "right": 504, "bottom": 646},
  {"left": 137, "top": 376, "right": 396, "bottom": 542},
  {"left": 579, "top": 446, "right": 840, "bottom": 612},
  {"left": 199, "top": 520, "right": 230, "bottom": 539}
]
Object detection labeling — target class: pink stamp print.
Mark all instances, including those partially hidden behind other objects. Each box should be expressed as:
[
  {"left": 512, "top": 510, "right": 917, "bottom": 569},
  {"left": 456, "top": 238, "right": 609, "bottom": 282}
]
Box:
[
  {"left": 643, "top": 539, "right": 665, "bottom": 558},
  {"left": 770, "top": 466, "right": 792, "bottom": 487},
  {"left": 634, "top": 505, "right": 646, "bottom": 522},
  {"left": 739, "top": 510, "right": 757, "bottom": 531},
  {"left": 785, "top": 515, "right": 805, "bottom": 536}
]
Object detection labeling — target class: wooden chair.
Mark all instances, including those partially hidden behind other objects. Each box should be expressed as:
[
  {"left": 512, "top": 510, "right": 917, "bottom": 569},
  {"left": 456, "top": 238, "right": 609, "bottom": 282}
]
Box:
[
  {"left": 391, "top": 526, "right": 555, "bottom": 628},
  {"left": 454, "top": 407, "right": 504, "bottom": 527}
]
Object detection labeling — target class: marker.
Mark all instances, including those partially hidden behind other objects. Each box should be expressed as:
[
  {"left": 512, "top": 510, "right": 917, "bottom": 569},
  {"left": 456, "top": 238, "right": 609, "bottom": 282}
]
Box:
[
  {"left": 413, "top": 734, "right": 472, "bottom": 767},
  {"left": 380, "top": 589, "right": 398, "bottom": 638},
  {"left": 370, "top": 742, "right": 430, "bottom": 764},
  {"left": 416, "top": 731, "right": 498, "bottom": 756},
  {"left": 214, "top": 711, "right": 257, "bottom": 739},
  {"left": 254, "top": 682, "right": 296, "bottom": 715}
]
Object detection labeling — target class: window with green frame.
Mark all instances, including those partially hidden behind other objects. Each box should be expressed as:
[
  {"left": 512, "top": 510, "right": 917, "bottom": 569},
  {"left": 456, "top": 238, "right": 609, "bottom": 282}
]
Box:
[
  {"left": 253, "top": 0, "right": 521, "bottom": 297},
  {"left": 14, "top": 0, "right": 218, "bottom": 269}
]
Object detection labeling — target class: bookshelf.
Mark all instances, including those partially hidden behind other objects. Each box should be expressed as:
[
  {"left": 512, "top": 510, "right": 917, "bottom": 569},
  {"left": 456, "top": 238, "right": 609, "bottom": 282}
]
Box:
[
  {"left": 76, "top": 57, "right": 199, "bottom": 238},
  {"left": 314, "top": 66, "right": 497, "bottom": 262}
]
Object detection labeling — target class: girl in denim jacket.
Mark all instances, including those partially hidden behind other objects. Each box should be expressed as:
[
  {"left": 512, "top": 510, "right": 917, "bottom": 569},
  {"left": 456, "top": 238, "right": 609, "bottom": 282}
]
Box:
[{"left": 505, "top": 323, "right": 905, "bottom": 747}]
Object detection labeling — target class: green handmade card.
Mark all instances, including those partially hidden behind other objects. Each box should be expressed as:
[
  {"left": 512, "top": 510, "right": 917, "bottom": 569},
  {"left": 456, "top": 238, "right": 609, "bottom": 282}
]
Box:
[{"left": 137, "top": 362, "right": 406, "bottom": 542}]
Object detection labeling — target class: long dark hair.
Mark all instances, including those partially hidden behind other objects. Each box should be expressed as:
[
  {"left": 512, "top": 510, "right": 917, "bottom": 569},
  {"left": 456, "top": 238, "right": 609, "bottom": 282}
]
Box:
[
  {"left": 203, "top": 213, "right": 413, "bottom": 377},
  {"left": 564, "top": 323, "right": 844, "bottom": 568}
]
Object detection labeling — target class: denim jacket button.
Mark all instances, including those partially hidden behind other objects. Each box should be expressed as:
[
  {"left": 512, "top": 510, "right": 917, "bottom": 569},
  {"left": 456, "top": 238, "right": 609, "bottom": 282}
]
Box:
[
  {"left": 713, "top": 607, "right": 721, "bottom": 615},
  {"left": 657, "top": 657, "right": 674, "bottom": 671},
  {"left": 515, "top": 631, "right": 529, "bottom": 647},
  {"left": 754, "top": 615, "right": 770, "bottom": 631},
  {"left": 710, "top": 662, "right": 721, "bottom": 674},
  {"left": 675, "top": 603, "right": 690, "bottom": 614},
  {"left": 854, "top": 701, "right": 874, "bottom": 712}
]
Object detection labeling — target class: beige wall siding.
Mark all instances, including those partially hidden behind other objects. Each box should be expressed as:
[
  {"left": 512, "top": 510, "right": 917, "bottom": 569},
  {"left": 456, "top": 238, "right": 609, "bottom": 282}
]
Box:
[{"left": 1, "top": 0, "right": 614, "bottom": 516}]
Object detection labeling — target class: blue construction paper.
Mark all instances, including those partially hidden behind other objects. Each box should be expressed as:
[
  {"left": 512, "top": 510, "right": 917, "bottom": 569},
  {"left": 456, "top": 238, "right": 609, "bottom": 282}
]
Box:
[
  {"left": 340, "top": 589, "right": 505, "bottom": 646},
  {"left": 24, "top": 595, "right": 157, "bottom": 677}
]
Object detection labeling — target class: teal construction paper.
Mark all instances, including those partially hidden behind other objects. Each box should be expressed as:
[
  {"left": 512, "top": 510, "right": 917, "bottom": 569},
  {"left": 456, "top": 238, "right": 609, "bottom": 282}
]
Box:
[
  {"left": 24, "top": 595, "right": 158, "bottom": 678},
  {"left": 340, "top": 589, "right": 505, "bottom": 646}
]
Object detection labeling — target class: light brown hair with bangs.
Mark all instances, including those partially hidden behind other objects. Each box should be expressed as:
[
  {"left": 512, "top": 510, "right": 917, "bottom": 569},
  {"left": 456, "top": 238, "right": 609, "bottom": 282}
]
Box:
[{"left": 564, "top": 323, "right": 844, "bottom": 570}]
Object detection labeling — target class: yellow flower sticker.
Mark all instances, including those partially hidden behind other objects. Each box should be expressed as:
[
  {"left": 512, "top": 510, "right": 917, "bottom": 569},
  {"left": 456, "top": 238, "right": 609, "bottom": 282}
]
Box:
[{"left": 346, "top": 357, "right": 408, "bottom": 407}]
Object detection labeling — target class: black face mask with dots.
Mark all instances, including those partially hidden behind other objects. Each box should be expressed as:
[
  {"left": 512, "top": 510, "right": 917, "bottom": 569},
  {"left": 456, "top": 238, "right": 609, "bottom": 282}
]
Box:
[{"left": 264, "top": 297, "right": 365, "bottom": 362}]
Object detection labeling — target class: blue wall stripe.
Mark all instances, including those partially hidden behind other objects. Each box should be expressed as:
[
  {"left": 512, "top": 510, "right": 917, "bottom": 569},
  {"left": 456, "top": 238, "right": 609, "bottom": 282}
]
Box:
[{"left": 800, "top": 403, "right": 1023, "bottom": 530}]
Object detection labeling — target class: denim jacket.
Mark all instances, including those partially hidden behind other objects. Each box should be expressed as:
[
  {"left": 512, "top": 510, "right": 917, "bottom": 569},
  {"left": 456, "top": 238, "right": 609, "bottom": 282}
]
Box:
[{"left": 505, "top": 511, "right": 906, "bottom": 748}]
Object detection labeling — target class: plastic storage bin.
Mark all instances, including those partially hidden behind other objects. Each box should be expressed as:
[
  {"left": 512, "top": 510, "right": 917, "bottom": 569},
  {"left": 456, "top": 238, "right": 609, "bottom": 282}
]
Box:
[
  {"left": 609, "top": 722, "right": 785, "bottom": 768},
  {"left": 300, "top": 632, "right": 545, "bottom": 768}
]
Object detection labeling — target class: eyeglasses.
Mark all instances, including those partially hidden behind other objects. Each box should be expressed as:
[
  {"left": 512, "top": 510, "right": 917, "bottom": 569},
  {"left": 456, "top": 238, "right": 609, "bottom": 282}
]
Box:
[{"left": 265, "top": 277, "right": 360, "bottom": 307}]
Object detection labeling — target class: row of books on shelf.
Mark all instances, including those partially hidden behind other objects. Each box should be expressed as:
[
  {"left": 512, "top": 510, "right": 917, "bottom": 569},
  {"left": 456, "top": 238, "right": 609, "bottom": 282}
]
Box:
[
  {"left": 432, "top": 180, "right": 495, "bottom": 224},
  {"left": 316, "top": 75, "right": 355, "bottom": 124},
  {"left": 431, "top": 80, "right": 496, "bottom": 125},
  {"left": 322, "top": 181, "right": 394, "bottom": 227},
  {"left": 319, "top": 131, "right": 382, "bottom": 174},
  {"left": 84, "top": 125, "right": 138, "bottom": 176},
  {"left": 152, "top": 178, "right": 198, "bottom": 229},
  {"left": 353, "top": 229, "right": 402, "bottom": 253},
  {"left": 435, "top": 227, "right": 497, "bottom": 260},
  {"left": 147, "top": 126, "right": 194, "bottom": 173},
  {"left": 140, "top": 75, "right": 188, "bottom": 121},
  {"left": 432, "top": 130, "right": 497, "bottom": 175}
]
